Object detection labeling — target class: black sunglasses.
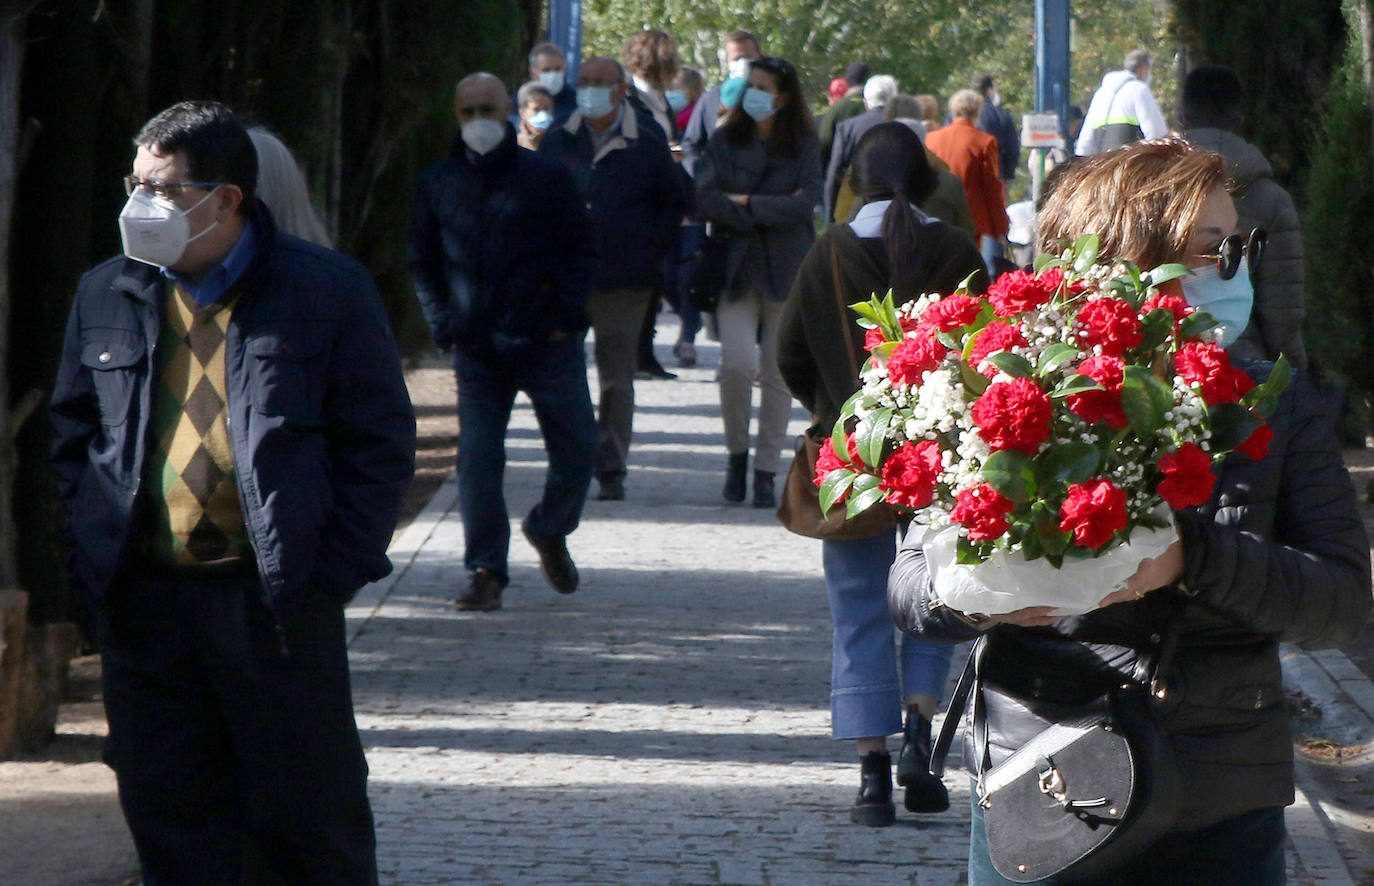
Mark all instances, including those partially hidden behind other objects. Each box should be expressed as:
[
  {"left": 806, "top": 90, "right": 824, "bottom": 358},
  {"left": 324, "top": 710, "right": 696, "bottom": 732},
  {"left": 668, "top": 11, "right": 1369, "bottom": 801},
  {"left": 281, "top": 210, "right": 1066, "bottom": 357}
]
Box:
[{"left": 1200, "top": 227, "right": 1266, "bottom": 281}]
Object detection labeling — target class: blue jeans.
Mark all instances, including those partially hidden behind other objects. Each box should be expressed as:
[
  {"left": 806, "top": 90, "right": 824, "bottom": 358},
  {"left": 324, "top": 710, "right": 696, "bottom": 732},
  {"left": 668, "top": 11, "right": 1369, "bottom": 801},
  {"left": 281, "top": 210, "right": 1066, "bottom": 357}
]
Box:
[
  {"left": 823, "top": 530, "right": 954, "bottom": 739},
  {"left": 454, "top": 336, "right": 597, "bottom": 581},
  {"left": 968, "top": 799, "right": 1287, "bottom": 885}
]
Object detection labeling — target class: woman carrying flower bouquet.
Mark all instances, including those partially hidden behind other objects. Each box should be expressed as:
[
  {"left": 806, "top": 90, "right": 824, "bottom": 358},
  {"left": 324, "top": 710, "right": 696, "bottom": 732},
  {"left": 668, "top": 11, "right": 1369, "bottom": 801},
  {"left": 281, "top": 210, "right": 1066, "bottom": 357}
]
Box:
[
  {"left": 695, "top": 56, "right": 823, "bottom": 507},
  {"left": 777, "top": 122, "right": 985, "bottom": 826},
  {"left": 885, "top": 137, "right": 1371, "bottom": 883}
]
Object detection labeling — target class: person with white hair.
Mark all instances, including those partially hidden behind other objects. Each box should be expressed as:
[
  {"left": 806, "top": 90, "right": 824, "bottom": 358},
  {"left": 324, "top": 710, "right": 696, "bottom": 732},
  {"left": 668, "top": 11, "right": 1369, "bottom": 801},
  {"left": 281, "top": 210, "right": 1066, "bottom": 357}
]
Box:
[
  {"left": 247, "top": 126, "right": 331, "bottom": 247},
  {"left": 1076, "top": 47, "right": 1168, "bottom": 156},
  {"left": 823, "top": 73, "right": 898, "bottom": 221}
]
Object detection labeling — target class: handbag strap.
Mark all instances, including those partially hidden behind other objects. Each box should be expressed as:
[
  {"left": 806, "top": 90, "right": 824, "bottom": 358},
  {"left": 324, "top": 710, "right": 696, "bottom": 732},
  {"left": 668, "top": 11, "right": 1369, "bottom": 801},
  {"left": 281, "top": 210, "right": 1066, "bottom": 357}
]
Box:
[
  {"left": 929, "top": 634, "right": 984, "bottom": 778},
  {"left": 829, "top": 238, "right": 860, "bottom": 380}
]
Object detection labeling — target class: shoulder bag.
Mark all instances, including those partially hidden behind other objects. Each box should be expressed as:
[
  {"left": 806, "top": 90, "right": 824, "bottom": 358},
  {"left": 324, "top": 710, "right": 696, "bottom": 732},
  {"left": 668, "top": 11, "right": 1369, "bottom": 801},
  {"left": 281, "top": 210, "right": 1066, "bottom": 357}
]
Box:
[
  {"left": 931, "top": 620, "right": 1182, "bottom": 883},
  {"left": 687, "top": 224, "right": 731, "bottom": 312},
  {"left": 776, "top": 239, "right": 897, "bottom": 540}
]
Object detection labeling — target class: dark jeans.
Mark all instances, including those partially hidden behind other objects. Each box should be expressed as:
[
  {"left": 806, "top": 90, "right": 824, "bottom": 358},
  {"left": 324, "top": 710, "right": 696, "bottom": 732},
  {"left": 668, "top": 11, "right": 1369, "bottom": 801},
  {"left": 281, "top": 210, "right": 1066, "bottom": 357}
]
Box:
[
  {"left": 968, "top": 797, "right": 1287, "bottom": 885},
  {"left": 98, "top": 571, "right": 378, "bottom": 886},
  {"left": 671, "top": 223, "right": 705, "bottom": 343},
  {"left": 454, "top": 335, "right": 597, "bottom": 580}
]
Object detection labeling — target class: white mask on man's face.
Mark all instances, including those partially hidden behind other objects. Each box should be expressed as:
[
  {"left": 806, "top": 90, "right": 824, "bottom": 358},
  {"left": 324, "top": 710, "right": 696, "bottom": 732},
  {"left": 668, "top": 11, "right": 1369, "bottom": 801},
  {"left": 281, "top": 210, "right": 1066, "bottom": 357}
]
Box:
[
  {"left": 461, "top": 119, "right": 506, "bottom": 155},
  {"left": 118, "top": 186, "right": 220, "bottom": 268},
  {"left": 538, "top": 70, "right": 565, "bottom": 94},
  {"left": 727, "top": 57, "right": 752, "bottom": 80}
]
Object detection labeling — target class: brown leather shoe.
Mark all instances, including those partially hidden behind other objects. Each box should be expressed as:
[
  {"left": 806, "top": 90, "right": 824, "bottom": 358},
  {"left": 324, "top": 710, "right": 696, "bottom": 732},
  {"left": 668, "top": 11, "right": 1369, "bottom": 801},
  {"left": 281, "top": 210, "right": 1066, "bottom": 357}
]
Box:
[{"left": 456, "top": 569, "right": 503, "bottom": 611}]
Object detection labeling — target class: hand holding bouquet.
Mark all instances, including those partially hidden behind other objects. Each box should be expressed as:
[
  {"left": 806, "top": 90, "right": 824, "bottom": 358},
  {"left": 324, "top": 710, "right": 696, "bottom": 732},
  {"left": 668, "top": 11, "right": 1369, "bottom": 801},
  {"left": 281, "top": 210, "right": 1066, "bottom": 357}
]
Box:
[{"left": 816, "top": 236, "right": 1290, "bottom": 614}]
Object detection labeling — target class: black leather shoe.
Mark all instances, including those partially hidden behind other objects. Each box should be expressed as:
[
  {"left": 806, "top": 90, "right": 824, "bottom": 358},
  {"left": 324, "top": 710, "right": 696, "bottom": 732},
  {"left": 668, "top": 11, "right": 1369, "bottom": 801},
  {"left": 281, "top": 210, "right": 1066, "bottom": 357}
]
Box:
[
  {"left": 897, "top": 709, "right": 950, "bottom": 813},
  {"left": 723, "top": 453, "right": 748, "bottom": 502},
  {"left": 456, "top": 569, "right": 503, "bottom": 611},
  {"left": 522, "top": 526, "right": 579, "bottom": 594},
  {"left": 851, "top": 751, "right": 895, "bottom": 827},
  {"left": 752, "top": 470, "right": 776, "bottom": 509}
]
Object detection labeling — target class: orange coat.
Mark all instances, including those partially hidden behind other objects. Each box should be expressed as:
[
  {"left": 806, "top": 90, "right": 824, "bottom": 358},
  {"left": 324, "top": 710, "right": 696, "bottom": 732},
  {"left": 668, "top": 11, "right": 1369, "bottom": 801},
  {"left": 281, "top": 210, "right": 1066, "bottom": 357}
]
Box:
[{"left": 924, "top": 118, "right": 1009, "bottom": 239}]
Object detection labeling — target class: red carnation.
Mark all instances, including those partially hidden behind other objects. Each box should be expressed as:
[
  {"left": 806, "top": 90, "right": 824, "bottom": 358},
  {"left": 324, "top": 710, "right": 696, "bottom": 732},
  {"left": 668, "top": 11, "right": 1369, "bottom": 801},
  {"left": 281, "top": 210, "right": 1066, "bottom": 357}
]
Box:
[
  {"left": 1065, "top": 354, "right": 1129, "bottom": 429},
  {"left": 987, "top": 269, "right": 1056, "bottom": 317},
  {"left": 1237, "top": 421, "right": 1273, "bottom": 460},
  {"left": 863, "top": 327, "right": 886, "bottom": 350},
  {"left": 1174, "top": 342, "right": 1255, "bottom": 405},
  {"left": 1156, "top": 442, "right": 1215, "bottom": 508},
  {"left": 813, "top": 437, "right": 849, "bottom": 497},
  {"left": 886, "top": 330, "right": 948, "bottom": 386},
  {"left": 879, "top": 439, "right": 943, "bottom": 508},
  {"left": 921, "top": 293, "right": 985, "bottom": 332},
  {"left": 972, "top": 377, "right": 1053, "bottom": 455},
  {"left": 1074, "top": 297, "right": 1143, "bottom": 356},
  {"left": 951, "top": 483, "right": 1016, "bottom": 541},
  {"left": 968, "top": 321, "right": 1029, "bottom": 378},
  {"left": 1034, "top": 266, "right": 1084, "bottom": 297},
  {"left": 1058, "top": 479, "right": 1128, "bottom": 549},
  {"left": 1141, "top": 292, "right": 1194, "bottom": 331}
]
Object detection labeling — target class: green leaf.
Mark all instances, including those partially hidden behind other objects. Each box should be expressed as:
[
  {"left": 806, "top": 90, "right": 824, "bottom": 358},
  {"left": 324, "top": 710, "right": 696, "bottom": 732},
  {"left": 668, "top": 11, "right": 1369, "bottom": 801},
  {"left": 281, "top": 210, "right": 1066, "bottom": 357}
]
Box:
[
  {"left": 818, "top": 469, "right": 856, "bottom": 516},
  {"left": 960, "top": 360, "right": 991, "bottom": 396},
  {"left": 1179, "top": 311, "right": 1219, "bottom": 339},
  {"left": 1052, "top": 373, "right": 1105, "bottom": 398},
  {"left": 1120, "top": 365, "right": 1173, "bottom": 435},
  {"left": 1145, "top": 263, "right": 1193, "bottom": 287},
  {"left": 1243, "top": 355, "right": 1291, "bottom": 419},
  {"left": 982, "top": 449, "right": 1034, "bottom": 502},
  {"left": 846, "top": 484, "right": 887, "bottom": 517},
  {"left": 956, "top": 536, "right": 989, "bottom": 564},
  {"left": 852, "top": 472, "right": 881, "bottom": 495},
  {"left": 856, "top": 409, "right": 892, "bottom": 469},
  {"left": 830, "top": 415, "right": 851, "bottom": 466},
  {"left": 1037, "top": 342, "right": 1081, "bottom": 375},
  {"left": 850, "top": 301, "right": 883, "bottom": 326},
  {"left": 1032, "top": 252, "right": 1058, "bottom": 273},
  {"left": 956, "top": 269, "right": 982, "bottom": 294},
  {"left": 1208, "top": 402, "right": 1261, "bottom": 451},
  {"left": 1037, "top": 441, "right": 1102, "bottom": 487},
  {"left": 1137, "top": 309, "right": 1176, "bottom": 352},
  {"left": 985, "top": 352, "right": 1034, "bottom": 378},
  {"left": 1072, "top": 234, "right": 1100, "bottom": 272},
  {"left": 1019, "top": 530, "right": 1046, "bottom": 562}
]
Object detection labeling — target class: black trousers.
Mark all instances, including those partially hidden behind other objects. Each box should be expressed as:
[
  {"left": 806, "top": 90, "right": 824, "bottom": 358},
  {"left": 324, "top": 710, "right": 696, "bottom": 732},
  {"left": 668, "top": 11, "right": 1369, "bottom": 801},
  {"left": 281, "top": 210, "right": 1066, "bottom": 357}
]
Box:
[{"left": 98, "top": 571, "right": 378, "bottom": 886}]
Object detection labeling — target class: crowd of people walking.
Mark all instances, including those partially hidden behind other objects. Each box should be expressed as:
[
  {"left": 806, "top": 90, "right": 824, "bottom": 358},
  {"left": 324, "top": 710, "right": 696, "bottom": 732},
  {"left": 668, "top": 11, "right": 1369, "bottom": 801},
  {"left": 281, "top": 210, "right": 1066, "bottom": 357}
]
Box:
[{"left": 48, "top": 19, "right": 1368, "bottom": 885}]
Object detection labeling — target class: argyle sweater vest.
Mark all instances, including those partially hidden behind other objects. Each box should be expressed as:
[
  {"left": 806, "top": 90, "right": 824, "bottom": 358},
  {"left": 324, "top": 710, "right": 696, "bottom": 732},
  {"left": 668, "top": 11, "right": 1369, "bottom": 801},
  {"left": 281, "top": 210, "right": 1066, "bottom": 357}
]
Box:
[{"left": 143, "top": 281, "right": 252, "bottom": 567}]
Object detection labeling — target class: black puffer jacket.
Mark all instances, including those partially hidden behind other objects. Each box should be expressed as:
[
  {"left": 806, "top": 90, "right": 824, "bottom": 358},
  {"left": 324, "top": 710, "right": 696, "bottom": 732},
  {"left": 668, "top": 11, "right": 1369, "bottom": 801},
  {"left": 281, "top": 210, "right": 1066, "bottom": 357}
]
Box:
[{"left": 888, "top": 365, "right": 1372, "bottom": 829}]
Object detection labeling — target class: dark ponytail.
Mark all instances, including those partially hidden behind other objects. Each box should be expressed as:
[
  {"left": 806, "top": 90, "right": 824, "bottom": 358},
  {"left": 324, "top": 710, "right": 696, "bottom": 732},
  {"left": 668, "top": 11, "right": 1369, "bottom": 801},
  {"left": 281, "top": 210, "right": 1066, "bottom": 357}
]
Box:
[{"left": 849, "top": 123, "right": 939, "bottom": 297}]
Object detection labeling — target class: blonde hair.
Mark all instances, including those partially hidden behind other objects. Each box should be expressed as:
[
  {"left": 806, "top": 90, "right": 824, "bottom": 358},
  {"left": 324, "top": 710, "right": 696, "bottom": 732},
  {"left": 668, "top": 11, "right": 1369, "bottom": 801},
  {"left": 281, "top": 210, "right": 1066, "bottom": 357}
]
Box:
[
  {"left": 948, "top": 89, "right": 982, "bottom": 121},
  {"left": 1035, "top": 137, "right": 1229, "bottom": 269},
  {"left": 248, "top": 127, "right": 331, "bottom": 248},
  {"left": 915, "top": 94, "right": 939, "bottom": 126}
]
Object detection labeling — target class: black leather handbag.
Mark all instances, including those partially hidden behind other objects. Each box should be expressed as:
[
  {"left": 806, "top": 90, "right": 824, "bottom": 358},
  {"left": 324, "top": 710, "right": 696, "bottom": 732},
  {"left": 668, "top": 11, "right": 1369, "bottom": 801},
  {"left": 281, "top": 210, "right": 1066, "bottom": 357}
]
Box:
[
  {"left": 687, "top": 231, "right": 730, "bottom": 312},
  {"left": 932, "top": 622, "right": 1182, "bottom": 884}
]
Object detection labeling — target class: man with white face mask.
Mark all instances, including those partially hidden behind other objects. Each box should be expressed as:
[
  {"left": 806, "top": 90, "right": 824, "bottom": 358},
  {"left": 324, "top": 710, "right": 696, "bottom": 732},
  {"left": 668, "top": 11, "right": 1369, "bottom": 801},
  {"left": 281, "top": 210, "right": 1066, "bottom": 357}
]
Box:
[
  {"left": 517, "top": 41, "right": 578, "bottom": 127},
  {"left": 678, "top": 28, "right": 763, "bottom": 176},
  {"left": 50, "top": 100, "right": 415, "bottom": 885},
  {"left": 411, "top": 71, "right": 598, "bottom": 610},
  {"left": 540, "top": 56, "right": 688, "bottom": 502}
]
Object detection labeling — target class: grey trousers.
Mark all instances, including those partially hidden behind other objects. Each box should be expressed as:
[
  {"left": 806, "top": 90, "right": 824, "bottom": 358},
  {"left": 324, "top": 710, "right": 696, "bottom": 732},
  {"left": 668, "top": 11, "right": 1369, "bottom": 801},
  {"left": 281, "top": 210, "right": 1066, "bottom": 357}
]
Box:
[
  {"left": 587, "top": 287, "right": 652, "bottom": 481},
  {"left": 716, "top": 289, "right": 792, "bottom": 474}
]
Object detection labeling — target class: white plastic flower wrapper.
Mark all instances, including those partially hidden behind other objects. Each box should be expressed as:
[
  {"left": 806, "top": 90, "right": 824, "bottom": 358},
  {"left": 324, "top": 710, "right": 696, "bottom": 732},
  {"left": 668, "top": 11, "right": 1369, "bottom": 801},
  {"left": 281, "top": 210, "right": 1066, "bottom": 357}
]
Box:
[{"left": 918, "top": 509, "right": 1181, "bottom": 616}]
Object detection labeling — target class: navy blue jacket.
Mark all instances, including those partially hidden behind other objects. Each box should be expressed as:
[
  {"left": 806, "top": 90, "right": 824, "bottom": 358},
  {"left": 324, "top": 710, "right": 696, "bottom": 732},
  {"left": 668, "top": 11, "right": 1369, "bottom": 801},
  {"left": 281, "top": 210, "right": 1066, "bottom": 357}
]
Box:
[
  {"left": 539, "top": 104, "right": 688, "bottom": 291},
  {"left": 49, "top": 203, "right": 416, "bottom": 619},
  {"left": 409, "top": 127, "right": 593, "bottom": 361}
]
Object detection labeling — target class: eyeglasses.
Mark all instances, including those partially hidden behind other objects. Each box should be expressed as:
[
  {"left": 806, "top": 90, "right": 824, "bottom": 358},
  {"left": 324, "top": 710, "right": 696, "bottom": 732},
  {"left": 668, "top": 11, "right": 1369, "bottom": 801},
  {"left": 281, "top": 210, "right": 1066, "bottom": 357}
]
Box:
[
  {"left": 1198, "top": 227, "right": 1266, "bottom": 280},
  {"left": 123, "top": 175, "right": 221, "bottom": 200}
]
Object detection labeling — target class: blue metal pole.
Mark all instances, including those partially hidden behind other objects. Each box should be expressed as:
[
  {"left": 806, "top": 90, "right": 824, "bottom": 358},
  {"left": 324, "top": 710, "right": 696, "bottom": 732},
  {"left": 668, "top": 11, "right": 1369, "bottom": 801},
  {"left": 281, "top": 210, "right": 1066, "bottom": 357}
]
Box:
[
  {"left": 1035, "top": 0, "right": 1071, "bottom": 141},
  {"left": 547, "top": 0, "right": 582, "bottom": 83}
]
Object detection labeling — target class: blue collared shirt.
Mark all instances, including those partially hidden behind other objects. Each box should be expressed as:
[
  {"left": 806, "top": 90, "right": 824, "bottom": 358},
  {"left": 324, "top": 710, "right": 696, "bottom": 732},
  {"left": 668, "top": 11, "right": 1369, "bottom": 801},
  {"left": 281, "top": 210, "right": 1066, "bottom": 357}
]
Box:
[
  {"left": 848, "top": 199, "right": 938, "bottom": 238},
  {"left": 162, "top": 220, "right": 256, "bottom": 307}
]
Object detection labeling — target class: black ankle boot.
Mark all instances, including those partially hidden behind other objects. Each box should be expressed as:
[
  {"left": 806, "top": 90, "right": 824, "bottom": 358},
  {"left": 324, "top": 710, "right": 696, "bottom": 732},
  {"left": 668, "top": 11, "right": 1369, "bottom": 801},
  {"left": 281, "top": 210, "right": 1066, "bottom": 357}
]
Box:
[
  {"left": 850, "top": 751, "right": 895, "bottom": 827},
  {"left": 896, "top": 709, "right": 950, "bottom": 813},
  {"left": 752, "top": 470, "right": 776, "bottom": 508},
  {"left": 723, "top": 453, "right": 748, "bottom": 502}
]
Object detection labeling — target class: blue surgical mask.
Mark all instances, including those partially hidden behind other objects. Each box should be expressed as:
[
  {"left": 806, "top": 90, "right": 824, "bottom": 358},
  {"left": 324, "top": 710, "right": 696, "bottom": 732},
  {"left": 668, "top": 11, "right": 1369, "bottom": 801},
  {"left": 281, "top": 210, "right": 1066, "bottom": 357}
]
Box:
[
  {"left": 576, "top": 86, "right": 614, "bottom": 119},
  {"left": 538, "top": 70, "right": 565, "bottom": 94},
  {"left": 742, "top": 87, "right": 777, "bottom": 122},
  {"left": 1180, "top": 259, "right": 1254, "bottom": 347},
  {"left": 665, "top": 90, "right": 689, "bottom": 112},
  {"left": 529, "top": 109, "right": 553, "bottom": 132}
]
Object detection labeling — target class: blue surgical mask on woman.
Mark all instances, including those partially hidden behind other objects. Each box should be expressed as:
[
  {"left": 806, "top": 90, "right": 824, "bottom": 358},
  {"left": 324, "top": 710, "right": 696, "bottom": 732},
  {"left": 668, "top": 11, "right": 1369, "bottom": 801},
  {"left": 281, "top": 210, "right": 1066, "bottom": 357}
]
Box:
[
  {"left": 665, "top": 90, "right": 689, "bottom": 112},
  {"left": 742, "top": 87, "right": 777, "bottom": 122},
  {"left": 576, "top": 86, "right": 614, "bottom": 119},
  {"left": 528, "top": 109, "right": 554, "bottom": 132},
  {"left": 1180, "top": 259, "right": 1254, "bottom": 347}
]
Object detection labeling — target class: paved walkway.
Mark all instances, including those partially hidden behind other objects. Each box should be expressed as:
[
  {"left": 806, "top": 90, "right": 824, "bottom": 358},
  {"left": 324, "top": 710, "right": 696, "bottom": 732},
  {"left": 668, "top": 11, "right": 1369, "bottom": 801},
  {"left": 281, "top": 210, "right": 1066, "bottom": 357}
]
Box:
[{"left": 345, "top": 323, "right": 1374, "bottom": 885}]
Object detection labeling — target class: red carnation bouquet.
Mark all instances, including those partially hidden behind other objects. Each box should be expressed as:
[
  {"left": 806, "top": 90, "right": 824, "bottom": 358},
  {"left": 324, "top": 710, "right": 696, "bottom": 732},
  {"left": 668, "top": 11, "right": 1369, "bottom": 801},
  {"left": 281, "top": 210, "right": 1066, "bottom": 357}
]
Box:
[{"left": 817, "top": 236, "right": 1290, "bottom": 614}]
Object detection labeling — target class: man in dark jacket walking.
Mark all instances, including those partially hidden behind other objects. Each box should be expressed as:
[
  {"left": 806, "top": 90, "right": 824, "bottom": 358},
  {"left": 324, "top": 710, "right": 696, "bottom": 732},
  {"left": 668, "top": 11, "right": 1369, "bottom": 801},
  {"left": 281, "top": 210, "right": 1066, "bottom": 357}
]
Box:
[
  {"left": 824, "top": 74, "right": 897, "bottom": 221},
  {"left": 49, "top": 100, "right": 415, "bottom": 885},
  {"left": 410, "top": 72, "right": 598, "bottom": 610},
  {"left": 972, "top": 74, "right": 1019, "bottom": 194},
  {"left": 541, "top": 55, "right": 688, "bottom": 501},
  {"left": 1182, "top": 64, "right": 1307, "bottom": 369}
]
